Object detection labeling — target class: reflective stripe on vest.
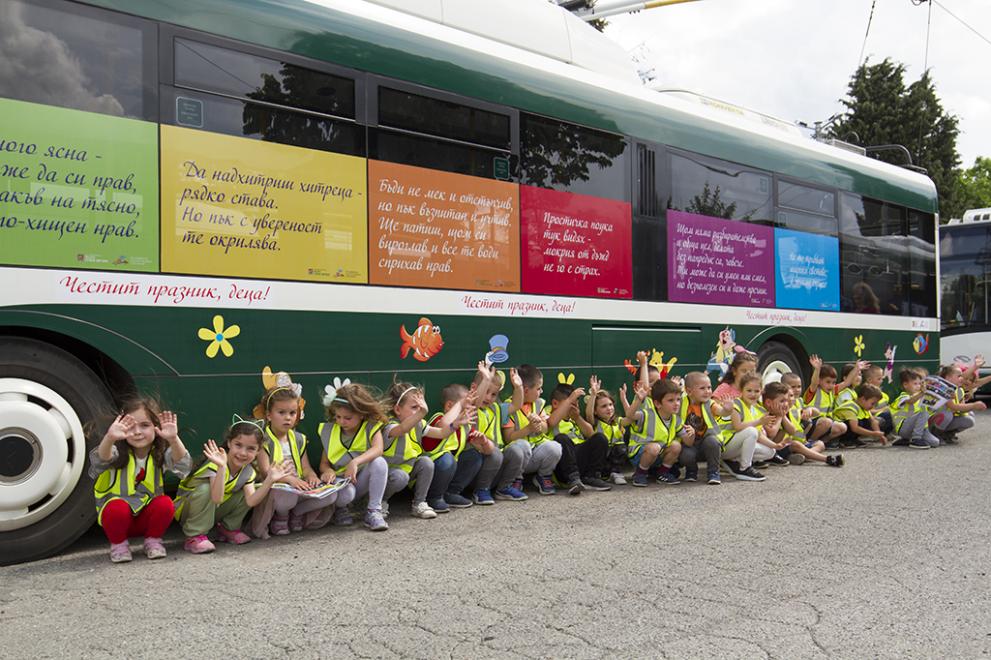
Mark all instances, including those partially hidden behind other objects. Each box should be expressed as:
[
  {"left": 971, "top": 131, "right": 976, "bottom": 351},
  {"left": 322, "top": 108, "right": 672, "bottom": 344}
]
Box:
[
  {"left": 93, "top": 450, "right": 163, "bottom": 524},
  {"left": 382, "top": 419, "right": 425, "bottom": 473},
  {"left": 836, "top": 387, "right": 856, "bottom": 408},
  {"left": 787, "top": 402, "right": 806, "bottom": 439},
  {"left": 173, "top": 461, "right": 256, "bottom": 518},
  {"left": 595, "top": 420, "right": 625, "bottom": 446},
  {"left": 265, "top": 427, "right": 306, "bottom": 477},
  {"left": 628, "top": 402, "right": 681, "bottom": 457},
  {"left": 425, "top": 413, "right": 467, "bottom": 459},
  {"left": 319, "top": 420, "right": 381, "bottom": 474},
  {"left": 478, "top": 404, "right": 503, "bottom": 448},
  {"left": 719, "top": 399, "right": 761, "bottom": 446},
  {"left": 508, "top": 398, "right": 547, "bottom": 446},
  {"left": 678, "top": 394, "right": 727, "bottom": 433},
  {"left": 812, "top": 388, "right": 835, "bottom": 415},
  {"left": 836, "top": 399, "right": 870, "bottom": 421},
  {"left": 543, "top": 404, "right": 583, "bottom": 444},
  {"left": 891, "top": 392, "right": 922, "bottom": 432}
]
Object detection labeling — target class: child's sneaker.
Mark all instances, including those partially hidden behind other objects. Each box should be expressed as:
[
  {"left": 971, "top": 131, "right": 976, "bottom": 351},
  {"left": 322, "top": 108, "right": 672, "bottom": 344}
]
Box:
[
  {"left": 826, "top": 454, "right": 845, "bottom": 467},
  {"left": 381, "top": 501, "right": 390, "bottom": 518},
  {"left": 706, "top": 469, "right": 721, "bottom": 485},
  {"left": 909, "top": 439, "right": 931, "bottom": 449},
  {"left": 333, "top": 507, "right": 354, "bottom": 526},
  {"left": 109, "top": 541, "right": 132, "bottom": 563},
  {"left": 411, "top": 501, "right": 437, "bottom": 519},
  {"left": 789, "top": 453, "right": 807, "bottom": 465},
  {"left": 364, "top": 509, "right": 389, "bottom": 531},
  {"left": 770, "top": 453, "right": 790, "bottom": 466},
  {"left": 183, "top": 535, "right": 215, "bottom": 554},
  {"left": 752, "top": 460, "right": 770, "bottom": 469},
  {"left": 428, "top": 498, "right": 450, "bottom": 513},
  {"left": 444, "top": 493, "right": 473, "bottom": 508},
  {"left": 656, "top": 470, "right": 680, "bottom": 485},
  {"left": 631, "top": 471, "right": 649, "bottom": 487},
  {"left": 494, "top": 485, "right": 528, "bottom": 501},
  {"left": 472, "top": 489, "right": 495, "bottom": 505},
  {"left": 566, "top": 479, "right": 584, "bottom": 496},
  {"left": 143, "top": 537, "right": 167, "bottom": 559},
  {"left": 609, "top": 472, "right": 628, "bottom": 486},
  {"left": 270, "top": 515, "right": 290, "bottom": 536},
  {"left": 683, "top": 469, "right": 698, "bottom": 482},
  {"left": 582, "top": 476, "right": 612, "bottom": 491},
  {"left": 289, "top": 514, "right": 305, "bottom": 532},
  {"left": 533, "top": 474, "right": 556, "bottom": 495},
  {"left": 734, "top": 466, "right": 766, "bottom": 481},
  {"left": 215, "top": 524, "right": 251, "bottom": 545}
]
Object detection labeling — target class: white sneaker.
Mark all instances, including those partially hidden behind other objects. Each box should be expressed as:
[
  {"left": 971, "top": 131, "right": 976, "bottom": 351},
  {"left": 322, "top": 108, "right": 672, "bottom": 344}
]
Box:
[
  {"left": 381, "top": 501, "right": 390, "bottom": 518},
  {"left": 411, "top": 501, "right": 437, "bottom": 519},
  {"left": 610, "top": 472, "right": 628, "bottom": 486}
]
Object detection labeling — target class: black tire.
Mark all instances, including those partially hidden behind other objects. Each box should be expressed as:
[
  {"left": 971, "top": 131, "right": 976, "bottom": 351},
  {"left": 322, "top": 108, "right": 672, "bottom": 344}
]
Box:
[
  {"left": 757, "top": 340, "right": 805, "bottom": 384},
  {"left": 0, "top": 337, "right": 112, "bottom": 565}
]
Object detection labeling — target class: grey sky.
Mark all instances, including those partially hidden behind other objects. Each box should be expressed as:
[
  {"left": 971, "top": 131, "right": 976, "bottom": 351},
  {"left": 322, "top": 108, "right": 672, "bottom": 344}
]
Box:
[{"left": 605, "top": 0, "right": 989, "bottom": 168}]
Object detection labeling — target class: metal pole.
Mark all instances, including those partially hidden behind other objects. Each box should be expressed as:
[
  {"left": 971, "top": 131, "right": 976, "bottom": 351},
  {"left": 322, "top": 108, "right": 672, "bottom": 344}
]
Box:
[{"left": 578, "top": 0, "right": 701, "bottom": 21}]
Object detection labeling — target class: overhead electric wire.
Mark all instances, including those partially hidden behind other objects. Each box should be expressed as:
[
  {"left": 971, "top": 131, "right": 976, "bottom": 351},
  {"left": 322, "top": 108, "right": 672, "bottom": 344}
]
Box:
[
  {"left": 858, "top": 0, "right": 877, "bottom": 67},
  {"left": 933, "top": 0, "right": 991, "bottom": 48}
]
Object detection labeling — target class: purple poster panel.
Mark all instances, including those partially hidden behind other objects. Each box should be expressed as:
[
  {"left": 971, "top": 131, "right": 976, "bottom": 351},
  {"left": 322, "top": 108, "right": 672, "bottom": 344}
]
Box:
[{"left": 667, "top": 209, "right": 774, "bottom": 307}]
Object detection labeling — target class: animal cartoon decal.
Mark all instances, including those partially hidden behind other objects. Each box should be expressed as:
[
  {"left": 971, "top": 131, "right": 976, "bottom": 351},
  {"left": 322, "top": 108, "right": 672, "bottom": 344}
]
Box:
[
  {"left": 624, "top": 349, "right": 678, "bottom": 379},
  {"left": 251, "top": 367, "right": 305, "bottom": 420},
  {"left": 706, "top": 327, "right": 747, "bottom": 377},
  {"left": 400, "top": 317, "right": 444, "bottom": 362},
  {"left": 883, "top": 343, "right": 897, "bottom": 384},
  {"left": 913, "top": 334, "right": 929, "bottom": 355}
]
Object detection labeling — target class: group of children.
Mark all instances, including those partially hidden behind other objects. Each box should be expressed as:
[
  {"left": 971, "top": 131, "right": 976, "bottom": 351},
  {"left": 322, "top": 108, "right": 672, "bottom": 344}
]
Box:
[{"left": 89, "top": 351, "right": 985, "bottom": 562}]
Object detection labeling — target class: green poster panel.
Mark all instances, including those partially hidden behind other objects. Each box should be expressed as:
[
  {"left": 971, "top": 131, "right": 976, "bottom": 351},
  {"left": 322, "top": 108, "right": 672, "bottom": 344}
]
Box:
[{"left": 0, "top": 98, "right": 159, "bottom": 271}]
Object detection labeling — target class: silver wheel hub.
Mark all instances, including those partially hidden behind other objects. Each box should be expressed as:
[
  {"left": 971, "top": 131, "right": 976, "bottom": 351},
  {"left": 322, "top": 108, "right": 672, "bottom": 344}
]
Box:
[{"left": 762, "top": 360, "right": 792, "bottom": 386}]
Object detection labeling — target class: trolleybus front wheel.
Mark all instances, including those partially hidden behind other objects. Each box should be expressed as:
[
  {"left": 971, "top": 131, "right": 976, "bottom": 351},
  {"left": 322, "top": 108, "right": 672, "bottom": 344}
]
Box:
[{"left": 758, "top": 340, "right": 805, "bottom": 386}]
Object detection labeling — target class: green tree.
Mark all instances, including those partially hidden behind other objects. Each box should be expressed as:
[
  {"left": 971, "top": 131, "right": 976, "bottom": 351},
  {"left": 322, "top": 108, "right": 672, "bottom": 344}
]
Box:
[
  {"left": 830, "top": 58, "right": 962, "bottom": 220},
  {"left": 955, "top": 157, "right": 991, "bottom": 214}
]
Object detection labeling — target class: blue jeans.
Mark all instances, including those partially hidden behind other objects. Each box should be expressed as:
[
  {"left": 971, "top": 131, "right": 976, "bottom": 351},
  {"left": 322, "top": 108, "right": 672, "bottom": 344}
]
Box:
[
  {"left": 447, "top": 446, "right": 504, "bottom": 495},
  {"left": 426, "top": 452, "right": 457, "bottom": 503}
]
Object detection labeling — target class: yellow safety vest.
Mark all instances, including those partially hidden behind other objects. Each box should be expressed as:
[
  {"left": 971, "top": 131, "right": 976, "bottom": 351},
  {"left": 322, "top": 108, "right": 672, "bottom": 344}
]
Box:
[
  {"left": 891, "top": 392, "right": 923, "bottom": 432},
  {"left": 834, "top": 399, "right": 871, "bottom": 423},
  {"left": 477, "top": 404, "right": 504, "bottom": 448},
  {"left": 835, "top": 387, "right": 857, "bottom": 408},
  {"left": 542, "top": 404, "right": 584, "bottom": 444},
  {"left": 808, "top": 387, "right": 836, "bottom": 416},
  {"left": 952, "top": 387, "right": 966, "bottom": 416},
  {"left": 173, "top": 461, "right": 256, "bottom": 519},
  {"left": 719, "top": 399, "right": 762, "bottom": 446},
  {"left": 93, "top": 450, "right": 163, "bottom": 525},
  {"left": 787, "top": 400, "right": 806, "bottom": 440},
  {"left": 264, "top": 427, "right": 306, "bottom": 477},
  {"left": 628, "top": 401, "right": 683, "bottom": 457},
  {"left": 678, "top": 394, "right": 728, "bottom": 433},
  {"left": 595, "top": 419, "right": 626, "bottom": 446},
  {"left": 319, "top": 420, "right": 382, "bottom": 474},
  {"left": 507, "top": 398, "right": 548, "bottom": 447},
  {"left": 426, "top": 413, "right": 468, "bottom": 459},
  {"left": 382, "top": 418, "right": 425, "bottom": 473}
]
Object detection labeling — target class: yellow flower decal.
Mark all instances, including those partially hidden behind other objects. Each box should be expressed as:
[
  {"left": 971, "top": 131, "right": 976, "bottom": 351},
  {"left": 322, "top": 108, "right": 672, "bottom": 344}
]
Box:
[
  {"left": 853, "top": 334, "right": 865, "bottom": 358},
  {"left": 197, "top": 315, "right": 240, "bottom": 358}
]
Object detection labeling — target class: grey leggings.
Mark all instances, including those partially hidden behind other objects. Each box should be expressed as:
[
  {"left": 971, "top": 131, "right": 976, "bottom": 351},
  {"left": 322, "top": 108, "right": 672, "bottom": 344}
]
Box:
[
  {"left": 385, "top": 456, "right": 434, "bottom": 504},
  {"left": 494, "top": 439, "right": 532, "bottom": 490},
  {"left": 336, "top": 456, "right": 388, "bottom": 512}
]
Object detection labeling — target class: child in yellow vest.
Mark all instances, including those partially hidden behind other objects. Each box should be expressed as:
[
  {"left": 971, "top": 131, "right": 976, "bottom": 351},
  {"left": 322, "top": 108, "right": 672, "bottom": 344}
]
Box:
[
  {"left": 891, "top": 368, "right": 939, "bottom": 449},
  {"left": 586, "top": 376, "right": 629, "bottom": 485},
  {"left": 763, "top": 382, "right": 843, "bottom": 467},
  {"left": 803, "top": 355, "right": 849, "bottom": 446},
  {"left": 255, "top": 386, "right": 328, "bottom": 536},
  {"left": 382, "top": 380, "right": 471, "bottom": 518},
  {"left": 501, "top": 364, "right": 562, "bottom": 495},
  {"left": 833, "top": 384, "right": 887, "bottom": 447},
  {"left": 625, "top": 378, "right": 691, "bottom": 486},
  {"left": 679, "top": 371, "right": 730, "bottom": 485},
  {"left": 474, "top": 367, "right": 530, "bottom": 502},
  {"left": 835, "top": 363, "right": 864, "bottom": 407},
  {"left": 930, "top": 364, "right": 987, "bottom": 442},
  {"left": 90, "top": 397, "right": 190, "bottom": 563},
  {"left": 720, "top": 374, "right": 774, "bottom": 481},
  {"left": 862, "top": 364, "right": 894, "bottom": 436},
  {"left": 546, "top": 383, "right": 612, "bottom": 492},
  {"left": 317, "top": 383, "right": 390, "bottom": 532},
  {"left": 175, "top": 419, "right": 287, "bottom": 554}
]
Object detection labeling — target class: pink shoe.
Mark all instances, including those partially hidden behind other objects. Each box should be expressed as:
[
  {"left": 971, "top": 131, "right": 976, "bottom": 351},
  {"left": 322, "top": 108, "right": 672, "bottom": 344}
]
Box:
[
  {"left": 143, "top": 537, "right": 168, "bottom": 559},
  {"left": 109, "top": 542, "right": 132, "bottom": 563},
  {"left": 270, "top": 515, "right": 290, "bottom": 536},
  {"left": 215, "top": 524, "right": 251, "bottom": 545},
  {"left": 183, "top": 535, "right": 216, "bottom": 554},
  {"left": 289, "top": 515, "right": 304, "bottom": 533}
]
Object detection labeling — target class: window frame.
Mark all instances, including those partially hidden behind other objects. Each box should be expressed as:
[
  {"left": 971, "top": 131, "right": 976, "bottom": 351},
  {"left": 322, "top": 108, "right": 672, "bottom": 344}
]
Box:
[
  {"left": 773, "top": 175, "right": 839, "bottom": 236},
  {"left": 666, "top": 146, "right": 773, "bottom": 224}
]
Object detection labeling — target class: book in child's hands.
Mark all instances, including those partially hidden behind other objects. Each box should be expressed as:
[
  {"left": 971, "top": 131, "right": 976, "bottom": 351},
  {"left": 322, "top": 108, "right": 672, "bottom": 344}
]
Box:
[{"left": 271, "top": 479, "right": 349, "bottom": 501}]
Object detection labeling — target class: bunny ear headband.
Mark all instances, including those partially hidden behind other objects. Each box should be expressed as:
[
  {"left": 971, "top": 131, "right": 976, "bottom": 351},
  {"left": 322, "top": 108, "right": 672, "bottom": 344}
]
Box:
[
  {"left": 557, "top": 372, "right": 576, "bottom": 385},
  {"left": 323, "top": 377, "right": 352, "bottom": 407}
]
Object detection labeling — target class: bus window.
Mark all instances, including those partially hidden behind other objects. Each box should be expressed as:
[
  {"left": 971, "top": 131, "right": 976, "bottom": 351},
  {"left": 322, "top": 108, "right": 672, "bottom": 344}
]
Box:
[
  {"left": 775, "top": 180, "right": 837, "bottom": 235},
  {"left": 520, "top": 114, "right": 629, "bottom": 201},
  {"left": 668, "top": 150, "right": 772, "bottom": 223},
  {"left": 378, "top": 87, "right": 510, "bottom": 150},
  {"left": 908, "top": 209, "right": 937, "bottom": 318},
  {"left": 174, "top": 38, "right": 355, "bottom": 118},
  {"left": 0, "top": 0, "right": 155, "bottom": 120},
  {"left": 839, "top": 194, "right": 910, "bottom": 316},
  {"left": 940, "top": 224, "right": 991, "bottom": 329}
]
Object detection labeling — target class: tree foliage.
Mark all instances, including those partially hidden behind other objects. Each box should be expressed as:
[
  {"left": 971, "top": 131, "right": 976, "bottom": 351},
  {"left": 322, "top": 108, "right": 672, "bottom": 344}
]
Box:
[
  {"left": 955, "top": 157, "right": 991, "bottom": 215},
  {"left": 829, "top": 58, "right": 964, "bottom": 220}
]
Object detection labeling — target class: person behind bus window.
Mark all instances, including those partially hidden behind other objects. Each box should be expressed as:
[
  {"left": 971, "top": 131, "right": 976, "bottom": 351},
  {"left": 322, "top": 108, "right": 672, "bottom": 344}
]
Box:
[
  {"left": 852, "top": 281, "right": 880, "bottom": 314},
  {"left": 90, "top": 397, "right": 190, "bottom": 563}
]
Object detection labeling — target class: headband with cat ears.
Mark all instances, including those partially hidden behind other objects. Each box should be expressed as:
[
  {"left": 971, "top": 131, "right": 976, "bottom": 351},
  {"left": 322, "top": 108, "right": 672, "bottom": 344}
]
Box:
[
  {"left": 323, "top": 377, "right": 352, "bottom": 407},
  {"left": 230, "top": 414, "right": 265, "bottom": 430},
  {"left": 557, "top": 372, "right": 576, "bottom": 385}
]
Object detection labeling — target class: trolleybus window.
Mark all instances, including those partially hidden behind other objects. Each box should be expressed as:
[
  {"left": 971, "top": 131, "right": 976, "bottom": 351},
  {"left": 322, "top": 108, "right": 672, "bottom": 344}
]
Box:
[
  {"left": 940, "top": 223, "right": 991, "bottom": 329},
  {"left": 668, "top": 150, "right": 772, "bottom": 223},
  {"left": 775, "top": 180, "right": 837, "bottom": 235},
  {"left": 907, "top": 209, "right": 938, "bottom": 318},
  {"left": 839, "top": 194, "right": 910, "bottom": 316}
]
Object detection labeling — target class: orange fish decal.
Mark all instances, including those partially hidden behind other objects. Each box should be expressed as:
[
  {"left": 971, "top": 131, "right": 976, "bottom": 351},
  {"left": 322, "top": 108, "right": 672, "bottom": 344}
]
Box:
[{"left": 400, "top": 317, "right": 444, "bottom": 362}]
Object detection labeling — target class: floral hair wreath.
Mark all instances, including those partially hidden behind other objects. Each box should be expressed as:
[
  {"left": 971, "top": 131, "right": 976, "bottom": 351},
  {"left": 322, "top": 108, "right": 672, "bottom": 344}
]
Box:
[{"left": 323, "top": 377, "right": 352, "bottom": 407}]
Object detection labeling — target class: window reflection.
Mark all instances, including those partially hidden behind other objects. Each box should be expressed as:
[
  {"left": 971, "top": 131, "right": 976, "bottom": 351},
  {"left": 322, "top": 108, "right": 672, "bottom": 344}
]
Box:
[
  {"left": 0, "top": 0, "right": 151, "bottom": 119},
  {"left": 668, "top": 151, "right": 771, "bottom": 222},
  {"left": 839, "top": 194, "right": 910, "bottom": 316},
  {"left": 941, "top": 224, "right": 991, "bottom": 329}
]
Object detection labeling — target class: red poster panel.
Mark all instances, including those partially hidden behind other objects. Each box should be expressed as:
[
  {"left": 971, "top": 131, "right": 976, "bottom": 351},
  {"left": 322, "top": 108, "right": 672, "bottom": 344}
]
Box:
[{"left": 520, "top": 185, "right": 632, "bottom": 298}]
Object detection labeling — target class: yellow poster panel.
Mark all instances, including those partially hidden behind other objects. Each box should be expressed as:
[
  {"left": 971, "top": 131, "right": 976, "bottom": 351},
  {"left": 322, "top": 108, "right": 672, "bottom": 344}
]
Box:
[{"left": 160, "top": 125, "right": 367, "bottom": 282}]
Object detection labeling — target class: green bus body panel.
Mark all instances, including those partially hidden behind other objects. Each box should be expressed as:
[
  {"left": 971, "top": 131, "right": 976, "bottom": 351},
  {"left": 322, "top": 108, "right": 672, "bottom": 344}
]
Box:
[{"left": 81, "top": 0, "right": 937, "bottom": 211}]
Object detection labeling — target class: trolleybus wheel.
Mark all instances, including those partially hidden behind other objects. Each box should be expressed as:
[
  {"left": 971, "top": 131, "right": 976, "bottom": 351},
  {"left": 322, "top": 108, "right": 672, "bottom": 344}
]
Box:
[
  {"left": 0, "top": 337, "right": 111, "bottom": 565},
  {"left": 758, "top": 340, "right": 803, "bottom": 386}
]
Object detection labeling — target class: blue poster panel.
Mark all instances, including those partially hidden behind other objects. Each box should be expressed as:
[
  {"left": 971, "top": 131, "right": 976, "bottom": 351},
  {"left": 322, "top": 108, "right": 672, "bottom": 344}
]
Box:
[{"left": 774, "top": 228, "right": 839, "bottom": 311}]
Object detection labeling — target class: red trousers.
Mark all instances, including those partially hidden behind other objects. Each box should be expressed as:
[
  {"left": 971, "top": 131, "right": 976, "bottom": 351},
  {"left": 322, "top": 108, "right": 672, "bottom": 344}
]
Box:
[{"left": 100, "top": 495, "right": 175, "bottom": 544}]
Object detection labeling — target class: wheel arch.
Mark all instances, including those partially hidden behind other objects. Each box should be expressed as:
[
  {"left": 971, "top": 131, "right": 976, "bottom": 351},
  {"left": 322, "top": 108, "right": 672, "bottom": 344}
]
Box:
[{"left": 752, "top": 328, "right": 812, "bottom": 383}]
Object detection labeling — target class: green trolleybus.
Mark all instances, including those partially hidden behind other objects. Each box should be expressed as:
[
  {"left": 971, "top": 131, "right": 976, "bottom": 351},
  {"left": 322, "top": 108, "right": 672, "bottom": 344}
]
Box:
[{"left": 0, "top": 0, "right": 939, "bottom": 563}]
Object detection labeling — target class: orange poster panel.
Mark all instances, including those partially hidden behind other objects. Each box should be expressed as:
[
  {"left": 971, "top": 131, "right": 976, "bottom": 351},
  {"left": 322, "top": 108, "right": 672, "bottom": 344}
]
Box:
[{"left": 367, "top": 160, "right": 520, "bottom": 292}]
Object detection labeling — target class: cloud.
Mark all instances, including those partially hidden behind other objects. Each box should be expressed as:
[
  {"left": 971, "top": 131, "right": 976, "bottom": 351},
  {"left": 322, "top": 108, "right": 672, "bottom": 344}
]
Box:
[{"left": 0, "top": 2, "right": 124, "bottom": 116}]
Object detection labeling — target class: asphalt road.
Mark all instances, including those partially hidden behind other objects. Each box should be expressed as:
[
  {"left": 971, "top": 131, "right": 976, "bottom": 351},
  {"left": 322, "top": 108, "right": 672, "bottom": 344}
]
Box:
[{"left": 3, "top": 415, "right": 991, "bottom": 659}]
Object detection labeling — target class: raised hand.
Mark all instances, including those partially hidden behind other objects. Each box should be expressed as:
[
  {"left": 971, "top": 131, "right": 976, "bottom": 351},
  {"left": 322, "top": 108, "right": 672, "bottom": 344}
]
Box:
[
  {"left": 569, "top": 387, "right": 586, "bottom": 401},
  {"left": 633, "top": 381, "right": 649, "bottom": 400},
  {"left": 107, "top": 414, "right": 136, "bottom": 442},
  {"left": 268, "top": 461, "right": 291, "bottom": 483},
  {"left": 477, "top": 360, "right": 490, "bottom": 379},
  {"left": 156, "top": 411, "right": 179, "bottom": 442},
  {"left": 856, "top": 359, "right": 870, "bottom": 370},
  {"left": 203, "top": 439, "right": 227, "bottom": 468},
  {"left": 809, "top": 354, "right": 823, "bottom": 369},
  {"left": 509, "top": 368, "right": 522, "bottom": 389},
  {"left": 637, "top": 350, "right": 648, "bottom": 363},
  {"left": 976, "top": 354, "right": 986, "bottom": 368},
  {"left": 589, "top": 376, "right": 601, "bottom": 394},
  {"left": 619, "top": 383, "right": 627, "bottom": 398}
]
